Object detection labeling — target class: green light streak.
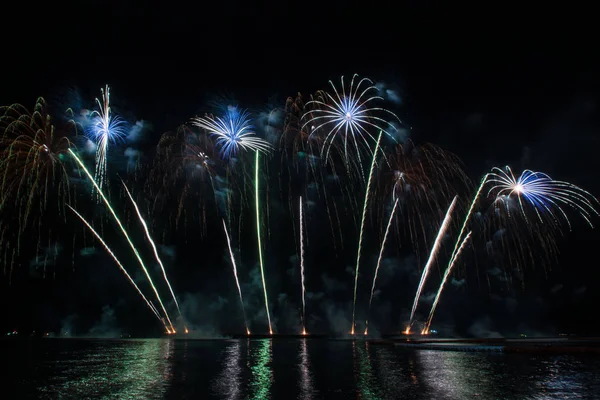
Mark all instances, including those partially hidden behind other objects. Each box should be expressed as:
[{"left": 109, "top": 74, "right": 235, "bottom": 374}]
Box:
[
  {"left": 67, "top": 205, "right": 165, "bottom": 327},
  {"left": 255, "top": 151, "right": 272, "bottom": 333},
  {"left": 68, "top": 149, "right": 175, "bottom": 332},
  {"left": 449, "top": 173, "right": 489, "bottom": 263},
  {"left": 249, "top": 339, "right": 273, "bottom": 400},
  {"left": 364, "top": 198, "right": 399, "bottom": 334},
  {"left": 355, "top": 342, "right": 381, "bottom": 400},
  {"left": 425, "top": 231, "right": 472, "bottom": 331},
  {"left": 121, "top": 181, "right": 183, "bottom": 319},
  {"left": 351, "top": 131, "right": 382, "bottom": 334}
]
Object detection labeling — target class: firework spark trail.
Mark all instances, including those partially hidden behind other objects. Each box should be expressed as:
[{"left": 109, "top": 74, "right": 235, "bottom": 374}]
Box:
[
  {"left": 299, "top": 196, "right": 307, "bottom": 334},
  {"left": 191, "top": 106, "right": 271, "bottom": 160},
  {"left": 301, "top": 74, "right": 400, "bottom": 163},
  {"left": 67, "top": 205, "right": 166, "bottom": 328},
  {"left": 68, "top": 149, "right": 175, "bottom": 332},
  {"left": 364, "top": 198, "right": 399, "bottom": 335},
  {"left": 351, "top": 130, "right": 382, "bottom": 335},
  {"left": 121, "top": 180, "right": 184, "bottom": 320},
  {"left": 255, "top": 151, "right": 272, "bottom": 334},
  {"left": 222, "top": 219, "right": 250, "bottom": 335},
  {"left": 409, "top": 195, "right": 458, "bottom": 325},
  {"left": 89, "top": 85, "right": 126, "bottom": 199},
  {"left": 449, "top": 174, "right": 489, "bottom": 264},
  {"left": 424, "top": 231, "right": 472, "bottom": 333},
  {"left": 487, "top": 166, "right": 600, "bottom": 229}
]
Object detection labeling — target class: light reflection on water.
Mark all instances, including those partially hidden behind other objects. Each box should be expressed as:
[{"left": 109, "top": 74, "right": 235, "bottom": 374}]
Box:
[
  {"left": 247, "top": 339, "right": 273, "bottom": 400},
  {"left": 298, "top": 338, "right": 317, "bottom": 399},
  {"left": 37, "top": 339, "right": 173, "bottom": 399},
  {"left": 4, "top": 338, "right": 600, "bottom": 399},
  {"left": 212, "top": 340, "right": 242, "bottom": 399}
]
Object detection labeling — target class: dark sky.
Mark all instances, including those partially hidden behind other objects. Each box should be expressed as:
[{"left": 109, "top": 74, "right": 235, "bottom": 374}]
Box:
[{"left": 1, "top": 2, "right": 599, "bottom": 337}]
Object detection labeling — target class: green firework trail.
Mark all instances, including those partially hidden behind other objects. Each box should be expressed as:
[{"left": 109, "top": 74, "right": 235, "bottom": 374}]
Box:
[
  {"left": 67, "top": 205, "right": 166, "bottom": 328},
  {"left": 255, "top": 151, "right": 272, "bottom": 333},
  {"left": 450, "top": 174, "right": 489, "bottom": 262},
  {"left": 351, "top": 131, "right": 382, "bottom": 335},
  {"left": 69, "top": 149, "right": 175, "bottom": 332},
  {"left": 121, "top": 180, "right": 184, "bottom": 321},
  {"left": 364, "top": 197, "right": 399, "bottom": 335}
]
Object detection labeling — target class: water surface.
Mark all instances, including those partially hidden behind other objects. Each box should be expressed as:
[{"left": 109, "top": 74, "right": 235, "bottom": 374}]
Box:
[{"left": 4, "top": 338, "right": 600, "bottom": 399}]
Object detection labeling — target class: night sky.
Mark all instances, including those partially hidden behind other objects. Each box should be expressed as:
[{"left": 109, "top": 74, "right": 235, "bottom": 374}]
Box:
[{"left": 1, "top": 2, "right": 599, "bottom": 337}]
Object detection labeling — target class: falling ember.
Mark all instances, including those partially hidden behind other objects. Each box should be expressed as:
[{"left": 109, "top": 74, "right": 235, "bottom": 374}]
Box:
[
  {"left": 409, "top": 196, "right": 458, "bottom": 325},
  {"left": 302, "top": 328, "right": 307, "bottom": 336},
  {"left": 255, "top": 151, "right": 273, "bottom": 334},
  {"left": 68, "top": 149, "right": 175, "bottom": 332},
  {"left": 185, "top": 328, "right": 189, "bottom": 334},
  {"left": 363, "top": 328, "right": 368, "bottom": 336},
  {"left": 222, "top": 219, "right": 250, "bottom": 334},
  {"left": 351, "top": 131, "right": 382, "bottom": 335},
  {"left": 403, "top": 328, "right": 411, "bottom": 335},
  {"left": 246, "top": 328, "right": 251, "bottom": 336}
]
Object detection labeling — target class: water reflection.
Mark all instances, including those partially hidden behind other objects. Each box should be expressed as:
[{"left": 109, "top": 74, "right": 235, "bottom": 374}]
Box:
[
  {"left": 533, "top": 356, "right": 597, "bottom": 398},
  {"left": 354, "top": 341, "right": 381, "bottom": 400},
  {"left": 248, "top": 339, "right": 273, "bottom": 400},
  {"left": 298, "top": 339, "right": 317, "bottom": 399},
  {"left": 212, "top": 340, "right": 242, "bottom": 399},
  {"left": 7, "top": 338, "right": 600, "bottom": 399},
  {"left": 417, "top": 350, "right": 480, "bottom": 398},
  {"left": 39, "top": 339, "right": 174, "bottom": 399}
]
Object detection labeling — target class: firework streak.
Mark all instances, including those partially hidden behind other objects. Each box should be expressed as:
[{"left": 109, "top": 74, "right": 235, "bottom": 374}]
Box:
[
  {"left": 351, "top": 130, "right": 382, "bottom": 335},
  {"left": 299, "top": 196, "right": 307, "bottom": 334},
  {"left": 487, "top": 166, "right": 599, "bottom": 229},
  {"left": 450, "top": 174, "right": 489, "bottom": 265},
  {"left": 222, "top": 219, "right": 250, "bottom": 334},
  {"left": 90, "top": 85, "right": 125, "bottom": 199},
  {"left": 67, "top": 205, "right": 166, "bottom": 329},
  {"left": 364, "top": 198, "right": 399, "bottom": 335},
  {"left": 409, "top": 195, "right": 458, "bottom": 325},
  {"left": 301, "top": 74, "right": 400, "bottom": 162},
  {"left": 424, "top": 231, "right": 472, "bottom": 332},
  {"left": 121, "top": 181, "right": 184, "bottom": 321},
  {"left": 255, "top": 151, "right": 273, "bottom": 334},
  {"left": 68, "top": 149, "right": 175, "bottom": 332}
]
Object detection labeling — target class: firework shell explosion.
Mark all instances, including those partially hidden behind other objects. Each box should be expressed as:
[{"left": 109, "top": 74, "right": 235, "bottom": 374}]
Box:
[{"left": 1, "top": 75, "right": 598, "bottom": 336}]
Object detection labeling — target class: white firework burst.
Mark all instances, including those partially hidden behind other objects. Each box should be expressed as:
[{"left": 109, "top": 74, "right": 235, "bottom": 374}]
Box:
[
  {"left": 487, "top": 166, "right": 599, "bottom": 230},
  {"left": 191, "top": 106, "right": 271, "bottom": 160},
  {"left": 301, "top": 74, "right": 401, "bottom": 162}
]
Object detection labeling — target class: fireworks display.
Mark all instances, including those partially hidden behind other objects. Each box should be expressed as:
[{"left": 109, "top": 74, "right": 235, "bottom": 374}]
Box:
[
  {"left": 351, "top": 131, "right": 382, "bottom": 335},
  {"left": 408, "top": 196, "right": 458, "bottom": 328},
  {"left": 487, "top": 166, "right": 599, "bottom": 229},
  {"left": 299, "top": 196, "right": 307, "bottom": 335},
  {"left": 2, "top": 73, "right": 598, "bottom": 337},
  {"left": 69, "top": 149, "right": 176, "bottom": 333},
  {"left": 301, "top": 74, "right": 400, "bottom": 165},
  {"left": 0, "top": 98, "right": 75, "bottom": 275},
  {"left": 192, "top": 106, "right": 272, "bottom": 160},
  {"left": 222, "top": 219, "right": 250, "bottom": 335},
  {"left": 87, "top": 85, "right": 126, "bottom": 198},
  {"left": 255, "top": 151, "right": 273, "bottom": 334}
]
